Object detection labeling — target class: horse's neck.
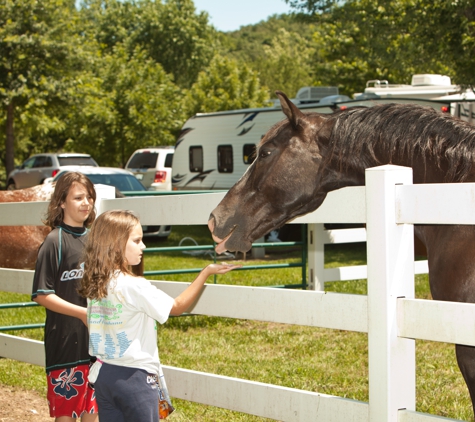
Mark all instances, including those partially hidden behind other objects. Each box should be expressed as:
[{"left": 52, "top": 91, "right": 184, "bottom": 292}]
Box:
[{"left": 386, "top": 154, "right": 475, "bottom": 184}]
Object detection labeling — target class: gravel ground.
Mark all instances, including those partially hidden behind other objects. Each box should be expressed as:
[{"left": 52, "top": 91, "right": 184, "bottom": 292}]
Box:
[{"left": 0, "top": 384, "right": 51, "bottom": 421}]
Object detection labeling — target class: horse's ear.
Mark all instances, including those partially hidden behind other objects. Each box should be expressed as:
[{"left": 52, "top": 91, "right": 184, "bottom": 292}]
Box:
[{"left": 276, "top": 90, "right": 306, "bottom": 129}]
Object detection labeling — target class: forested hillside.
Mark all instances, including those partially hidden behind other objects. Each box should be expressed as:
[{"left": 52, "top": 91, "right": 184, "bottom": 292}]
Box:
[{"left": 1, "top": 0, "right": 473, "bottom": 184}]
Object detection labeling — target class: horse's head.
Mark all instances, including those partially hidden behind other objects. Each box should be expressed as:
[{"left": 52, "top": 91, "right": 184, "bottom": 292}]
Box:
[{"left": 208, "top": 91, "right": 357, "bottom": 253}]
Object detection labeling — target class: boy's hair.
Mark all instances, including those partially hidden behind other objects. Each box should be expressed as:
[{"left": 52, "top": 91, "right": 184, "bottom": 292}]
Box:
[
  {"left": 44, "top": 172, "right": 96, "bottom": 229},
  {"left": 79, "top": 210, "right": 141, "bottom": 300}
]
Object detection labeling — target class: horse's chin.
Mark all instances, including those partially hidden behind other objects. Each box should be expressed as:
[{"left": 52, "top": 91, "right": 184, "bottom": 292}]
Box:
[
  {"left": 218, "top": 235, "right": 253, "bottom": 254},
  {"left": 213, "top": 226, "right": 254, "bottom": 253}
]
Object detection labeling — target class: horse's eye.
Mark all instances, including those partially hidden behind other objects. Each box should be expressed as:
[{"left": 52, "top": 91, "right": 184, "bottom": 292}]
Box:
[{"left": 259, "top": 150, "right": 271, "bottom": 159}]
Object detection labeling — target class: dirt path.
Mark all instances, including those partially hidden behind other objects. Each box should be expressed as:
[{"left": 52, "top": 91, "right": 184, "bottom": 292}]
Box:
[{"left": 0, "top": 384, "right": 51, "bottom": 421}]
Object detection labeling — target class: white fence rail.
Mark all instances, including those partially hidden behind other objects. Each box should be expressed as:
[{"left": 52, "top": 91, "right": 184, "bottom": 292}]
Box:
[
  {"left": 0, "top": 184, "right": 429, "bottom": 287},
  {"left": 0, "top": 166, "right": 473, "bottom": 421}
]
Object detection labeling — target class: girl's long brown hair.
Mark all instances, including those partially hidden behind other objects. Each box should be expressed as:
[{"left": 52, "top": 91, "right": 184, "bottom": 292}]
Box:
[
  {"left": 45, "top": 172, "right": 96, "bottom": 229},
  {"left": 79, "top": 210, "right": 141, "bottom": 300}
]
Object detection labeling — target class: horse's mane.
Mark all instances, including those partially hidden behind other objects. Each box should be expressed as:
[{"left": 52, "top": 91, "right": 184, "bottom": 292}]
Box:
[{"left": 327, "top": 103, "right": 475, "bottom": 182}]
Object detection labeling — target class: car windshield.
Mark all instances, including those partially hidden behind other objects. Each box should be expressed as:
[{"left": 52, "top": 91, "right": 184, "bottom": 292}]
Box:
[
  {"left": 127, "top": 152, "right": 158, "bottom": 169},
  {"left": 55, "top": 172, "right": 146, "bottom": 192},
  {"left": 58, "top": 156, "right": 97, "bottom": 166},
  {"left": 87, "top": 174, "right": 145, "bottom": 191}
]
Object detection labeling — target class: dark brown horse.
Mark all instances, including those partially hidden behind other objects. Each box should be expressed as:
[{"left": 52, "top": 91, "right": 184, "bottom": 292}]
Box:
[
  {"left": 0, "top": 184, "right": 53, "bottom": 269},
  {"left": 208, "top": 91, "right": 475, "bottom": 417}
]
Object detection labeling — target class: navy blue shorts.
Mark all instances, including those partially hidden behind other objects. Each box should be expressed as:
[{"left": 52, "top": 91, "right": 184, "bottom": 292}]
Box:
[{"left": 94, "top": 362, "right": 159, "bottom": 422}]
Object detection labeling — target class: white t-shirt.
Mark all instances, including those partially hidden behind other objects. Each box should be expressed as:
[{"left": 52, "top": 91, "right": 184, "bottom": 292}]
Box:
[{"left": 87, "top": 271, "right": 175, "bottom": 375}]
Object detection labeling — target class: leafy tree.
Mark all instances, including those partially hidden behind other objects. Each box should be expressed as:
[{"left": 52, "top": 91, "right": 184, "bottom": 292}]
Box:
[
  {"left": 185, "top": 55, "right": 270, "bottom": 116},
  {"left": 0, "top": 0, "right": 81, "bottom": 177},
  {"left": 224, "top": 14, "right": 316, "bottom": 64},
  {"left": 287, "top": 0, "right": 474, "bottom": 91},
  {"left": 79, "top": 0, "right": 142, "bottom": 53},
  {"left": 259, "top": 28, "right": 315, "bottom": 98},
  {"left": 222, "top": 15, "right": 319, "bottom": 100},
  {"left": 65, "top": 46, "right": 185, "bottom": 167},
  {"left": 137, "top": 0, "right": 217, "bottom": 88},
  {"left": 406, "top": 0, "right": 475, "bottom": 87},
  {"left": 309, "top": 1, "right": 411, "bottom": 95},
  {"left": 80, "top": 0, "right": 218, "bottom": 89},
  {"left": 285, "top": 0, "right": 338, "bottom": 13}
]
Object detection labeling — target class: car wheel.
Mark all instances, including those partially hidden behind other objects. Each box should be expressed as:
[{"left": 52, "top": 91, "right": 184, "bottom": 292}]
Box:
[{"left": 6, "top": 181, "right": 16, "bottom": 190}]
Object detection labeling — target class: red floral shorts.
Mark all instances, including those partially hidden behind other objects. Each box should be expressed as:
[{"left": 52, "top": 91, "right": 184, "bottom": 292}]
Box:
[{"left": 47, "top": 364, "right": 97, "bottom": 418}]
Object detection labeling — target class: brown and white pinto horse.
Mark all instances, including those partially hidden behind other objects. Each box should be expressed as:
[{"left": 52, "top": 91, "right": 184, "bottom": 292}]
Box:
[
  {"left": 208, "top": 91, "right": 475, "bottom": 417},
  {"left": 0, "top": 184, "right": 54, "bottom": 269}
]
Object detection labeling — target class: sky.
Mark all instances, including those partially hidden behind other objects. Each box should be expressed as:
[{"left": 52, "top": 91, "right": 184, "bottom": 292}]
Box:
[
  {"left": 75, "top": 1, "right": 293, "bottom": 32},
  {"left": 193, "top": 0, "right": 294, "bottom": 32}
]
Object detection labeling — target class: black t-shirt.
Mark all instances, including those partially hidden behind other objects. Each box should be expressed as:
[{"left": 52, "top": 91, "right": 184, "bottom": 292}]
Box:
[{"left": 32, "top": 224, "right": 91, "bottom": 372}]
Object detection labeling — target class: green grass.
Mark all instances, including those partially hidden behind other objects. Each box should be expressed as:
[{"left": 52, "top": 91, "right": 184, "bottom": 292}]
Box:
[{"left": 0, "top": 225, "right": 472, "bottom": 421}]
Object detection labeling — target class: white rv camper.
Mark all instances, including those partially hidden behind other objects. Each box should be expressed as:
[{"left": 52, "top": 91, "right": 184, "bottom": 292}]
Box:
[
  {"left": 172, "top": 102, "right": 336, "bottom": 191},
  {"left": 172, "top": 75, "right": 466, "bottom": 191}
]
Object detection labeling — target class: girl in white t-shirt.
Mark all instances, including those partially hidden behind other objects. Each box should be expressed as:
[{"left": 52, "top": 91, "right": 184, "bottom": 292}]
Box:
[{"left": 79, "top": 209, "right": 240, "bottom": 422}]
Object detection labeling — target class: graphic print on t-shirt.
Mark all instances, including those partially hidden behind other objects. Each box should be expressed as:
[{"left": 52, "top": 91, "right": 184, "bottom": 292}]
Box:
[{"left": 61, "top": 262, "right": 85, "bottom": 281}]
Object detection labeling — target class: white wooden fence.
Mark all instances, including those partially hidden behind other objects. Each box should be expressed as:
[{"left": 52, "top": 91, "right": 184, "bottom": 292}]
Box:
[{"left": 1, "top": 165, "right": 474, "bottom": 421}]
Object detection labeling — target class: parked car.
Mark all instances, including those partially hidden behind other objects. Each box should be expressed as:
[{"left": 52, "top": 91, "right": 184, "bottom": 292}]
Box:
[
  {"left": 7, "top": 153, "right": 98, "bottom": 190},
  {"left": 125, "top": 146, "right": 174, "bottom": 191},
  {"left": 46, "top": 166, "right": 171, "bottom": 239}
]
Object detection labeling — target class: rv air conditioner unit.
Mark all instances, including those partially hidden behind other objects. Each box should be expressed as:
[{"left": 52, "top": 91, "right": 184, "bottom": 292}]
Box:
[
  {"left": 296, "top": 86, "right": 339, "bottom": 103},
  {"left": 411, "top": 74, "right": 452, "bottom": 86}
]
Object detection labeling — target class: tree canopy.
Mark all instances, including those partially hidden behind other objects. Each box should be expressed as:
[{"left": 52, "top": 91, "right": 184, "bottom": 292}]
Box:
[
  {"left": 1, "top": 0, "right": 473, "bottom": 185},
  {"left": 185, "top": 55, "right": 269, "bottom": 115},
  {"left": 0, "top": 0, "right": 82, "bottom": 176},
  {"left": 285, "top": 0, "right": 475, "bottom": 89}
]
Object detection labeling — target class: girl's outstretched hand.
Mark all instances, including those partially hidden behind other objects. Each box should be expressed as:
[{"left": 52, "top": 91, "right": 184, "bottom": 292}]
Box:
[
  {"left": 204, "top": 263, "right": 242, "bottom": 275},
  {"left": 171, "top": 263, "right": 243, "bottom": 315}
]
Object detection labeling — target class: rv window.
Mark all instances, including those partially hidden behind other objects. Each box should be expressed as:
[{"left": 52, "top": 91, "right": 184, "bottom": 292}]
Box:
[
  {"left": 243, "top": 144, "right": 257, "bottom": 164},
  {"left": 189, "top": 146, "right": 203, "bottom": 172},
  {"left": 218, "top": 145, "right": 233, "bottom": 173}
]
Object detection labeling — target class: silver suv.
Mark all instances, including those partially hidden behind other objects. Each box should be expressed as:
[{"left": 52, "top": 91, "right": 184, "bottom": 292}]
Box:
[
  {"left": 7, "top": 153, "right": 98, "bottom": 190},
  {"left": 125, "top": 146, "right": 174, "bottom": 191}
]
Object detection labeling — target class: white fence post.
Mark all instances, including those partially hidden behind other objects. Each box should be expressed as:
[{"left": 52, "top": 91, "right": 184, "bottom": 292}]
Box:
[
  {"left": 252, "top": 236, "right": 266, "bottom": 259},
  {"left": 307, "top": 223, "right": 325, "bottom": 290},
  {"left": 365, "top": 165, "right": 416, "bottom": 422}
]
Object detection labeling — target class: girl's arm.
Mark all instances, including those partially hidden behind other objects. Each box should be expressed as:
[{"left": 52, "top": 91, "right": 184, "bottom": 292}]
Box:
[
  {"left": 170, "top": 263, "right": 241, "bottom": 316},
  {"left": 34, "top": 294, "right": 88, "bottom": 325}
]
